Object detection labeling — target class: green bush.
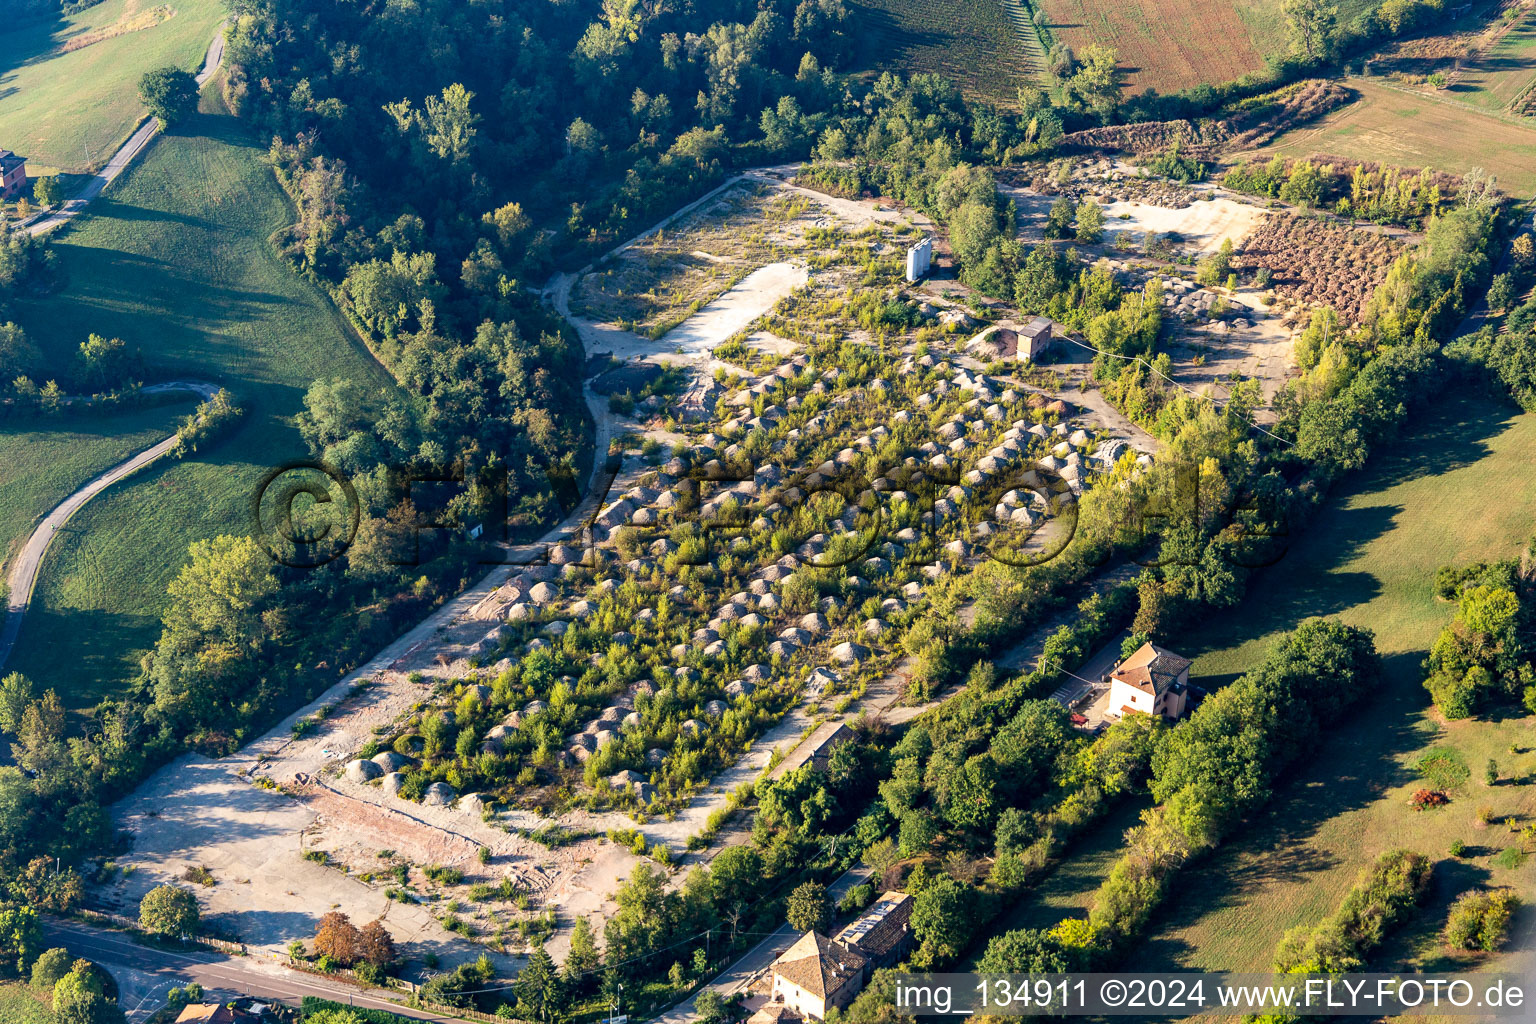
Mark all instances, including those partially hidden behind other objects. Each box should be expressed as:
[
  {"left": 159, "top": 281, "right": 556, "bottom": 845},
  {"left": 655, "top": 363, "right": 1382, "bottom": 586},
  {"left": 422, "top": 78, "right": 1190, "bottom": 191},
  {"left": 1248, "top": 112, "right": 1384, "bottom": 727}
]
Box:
[
  {"left": 837, "top": 883, "right": 875, "bottom": 916},
  {"left": 1445, "top": 890, "right": 1518, "bottom": 951}
]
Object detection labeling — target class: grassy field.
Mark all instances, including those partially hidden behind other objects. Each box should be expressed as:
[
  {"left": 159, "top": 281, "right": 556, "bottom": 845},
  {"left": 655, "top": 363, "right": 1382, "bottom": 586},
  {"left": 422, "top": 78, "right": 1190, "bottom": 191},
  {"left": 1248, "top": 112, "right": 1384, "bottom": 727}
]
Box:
[
  {"left": 4, "top": 82, "right": 395, "bottom": 708},
  {"left": 1256, "top": 78, "right": 1536, "bottom": 195},
  {"left": 851, "top": 0, "right": 1040, "bottom": 103},
  {"left": 1448, "top": 6, "right": 1536, "bottom": 115},
  {"left": 0, "top": 0, "right": 228, "bottom": 175},
  {"left": 0, "top": 983, "right": 52, "bottom": 1024},
  {"left": 0, "top": 403, "right": 189, "bottom": 572},
  {"left": 1126, "top": 392, "right": 1536, "bottom": 973}
]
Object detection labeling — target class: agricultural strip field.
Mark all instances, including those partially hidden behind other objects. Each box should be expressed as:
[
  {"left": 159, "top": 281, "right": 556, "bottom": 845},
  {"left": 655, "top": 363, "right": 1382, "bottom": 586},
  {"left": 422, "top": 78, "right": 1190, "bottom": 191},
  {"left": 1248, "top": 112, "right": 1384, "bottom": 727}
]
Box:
[
  {"left": 0, "top": 403, "right": 189, "bottom": 574},
  {"left": 1032, "top": 0, "right": 1373, "bottom": 95},
  {"left": 1127, "top": 392, "right": 1536, "bottom": 973},
  {"left": 1446, "top": 6, "right": 1536, "bottom": 115},
  {"left": 4, "top": 84, "right": 395, "bottom": 708},
  {"left": 850, "top": 0, "right": 1038, "bottom": 103},
  {"left": 0, "top": 0, "right": 228, "bottom": 175},
  {"left": 1255, "top": 78, "right": 1536, "bottom": 195}
]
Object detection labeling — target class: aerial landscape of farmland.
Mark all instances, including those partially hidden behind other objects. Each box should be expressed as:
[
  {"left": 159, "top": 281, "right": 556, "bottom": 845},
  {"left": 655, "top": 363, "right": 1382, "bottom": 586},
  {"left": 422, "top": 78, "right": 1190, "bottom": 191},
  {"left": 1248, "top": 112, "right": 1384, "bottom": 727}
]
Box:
[{"left": 0, "top": 0, "right": 1535, "bottom": 1022}]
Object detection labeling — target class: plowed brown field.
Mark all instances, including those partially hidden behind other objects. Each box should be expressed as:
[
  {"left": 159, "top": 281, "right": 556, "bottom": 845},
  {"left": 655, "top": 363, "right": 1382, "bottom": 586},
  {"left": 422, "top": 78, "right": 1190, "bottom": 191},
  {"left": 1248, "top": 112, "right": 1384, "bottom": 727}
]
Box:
[{"left": 1037, "top": 0, "right": 1268, "bottom": 92}]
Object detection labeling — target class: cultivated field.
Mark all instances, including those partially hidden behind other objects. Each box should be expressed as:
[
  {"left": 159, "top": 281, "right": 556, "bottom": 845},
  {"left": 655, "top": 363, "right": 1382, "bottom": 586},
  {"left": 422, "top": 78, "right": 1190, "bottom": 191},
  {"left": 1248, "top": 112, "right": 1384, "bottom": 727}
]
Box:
[
  {"left": 1448, "top": 5, "right": 1536, "bottom": 114},
  {"left": 1133, "top": 393, "right": 1536, "bottom": 973},
  {"left": 851, "top": 0, "right": 1040, "bottom": 103},
  {"left": 0, "top": 0, "right": 228, "bottom": 174},
  {"left": 4, "top": 86, "right": 395, "bottom": 706},
  {"left": 1234, "top": 213, "right": 1405, "bottom": 324},
  {"left": 0, "top": 404, "right": 186, "bottom": 573},
  {"left": 1032, "top": 0, "right": 1372, "bottom": 95},
  {"left": 1255, "top": 78, "right": 1536, "bottom": 194}
]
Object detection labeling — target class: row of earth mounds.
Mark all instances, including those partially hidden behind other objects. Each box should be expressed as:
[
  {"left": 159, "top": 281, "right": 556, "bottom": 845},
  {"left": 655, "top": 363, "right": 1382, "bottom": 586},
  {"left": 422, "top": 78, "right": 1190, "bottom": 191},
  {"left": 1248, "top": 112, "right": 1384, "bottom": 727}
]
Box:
[
  {"left": 1234, "top": 212, "right": 1405, "bottom": 324},
  {"left": 1055, "top": 79, "right": 1358, "bottom": 158}
]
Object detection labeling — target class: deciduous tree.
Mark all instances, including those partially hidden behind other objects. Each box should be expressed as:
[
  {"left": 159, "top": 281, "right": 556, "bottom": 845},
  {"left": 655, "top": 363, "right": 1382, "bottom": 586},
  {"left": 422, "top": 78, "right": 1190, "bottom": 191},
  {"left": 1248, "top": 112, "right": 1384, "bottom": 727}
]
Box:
[
  {"left": 139, "top": 885, "right": 199, "bottom": 937},
  {"left": 139, "top": 67, "right": 198, "bottom": 127},
  {"left": 786, "top": 881, "right": 829, "bottom": 933}
]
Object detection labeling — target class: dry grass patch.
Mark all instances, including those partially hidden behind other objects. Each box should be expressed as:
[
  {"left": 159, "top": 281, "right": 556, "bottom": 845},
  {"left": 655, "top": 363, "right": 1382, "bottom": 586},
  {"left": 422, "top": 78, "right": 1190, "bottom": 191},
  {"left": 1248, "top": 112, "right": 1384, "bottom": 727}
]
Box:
[
  {"left": 59, "top": 1, "right": 176, "bottom": 52},
  {"left": 570, "top": 185, "right": 832, "bottom": 336}
]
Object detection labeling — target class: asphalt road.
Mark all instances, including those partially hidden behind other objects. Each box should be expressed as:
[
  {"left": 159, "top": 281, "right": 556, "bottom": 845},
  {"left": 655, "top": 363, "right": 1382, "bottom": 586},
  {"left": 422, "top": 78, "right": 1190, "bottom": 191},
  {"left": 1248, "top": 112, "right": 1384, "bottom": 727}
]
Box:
[
  {"left": 0, "top": 382, "right": 216, "bottom": 670},
  {"left": 26, "top": 27, "right": 227, "bottom": 237},
  {"left": 44, "top": 919, "right": 454, "bottom": 1023}
]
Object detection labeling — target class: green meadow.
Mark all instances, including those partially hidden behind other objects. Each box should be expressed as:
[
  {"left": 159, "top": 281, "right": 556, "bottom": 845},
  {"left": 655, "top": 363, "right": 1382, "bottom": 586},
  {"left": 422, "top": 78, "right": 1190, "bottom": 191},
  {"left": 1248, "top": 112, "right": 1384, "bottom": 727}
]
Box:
[
  {"left": 1141, "top": 392, "right": 1536, "bottom": 972},
  {"left": 0, "top": 0, "right": 228, "bottom": 175},
  {"left": 5, "top": 83, "right": 394, "bottom": 707}
]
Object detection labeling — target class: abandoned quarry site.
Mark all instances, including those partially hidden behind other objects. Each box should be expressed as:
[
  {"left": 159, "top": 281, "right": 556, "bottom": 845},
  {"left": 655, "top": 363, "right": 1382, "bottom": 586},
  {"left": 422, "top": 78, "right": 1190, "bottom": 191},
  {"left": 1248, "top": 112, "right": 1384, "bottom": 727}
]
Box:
[{"left": 96, "top": 160, "right": 1329, "bottom": 978}]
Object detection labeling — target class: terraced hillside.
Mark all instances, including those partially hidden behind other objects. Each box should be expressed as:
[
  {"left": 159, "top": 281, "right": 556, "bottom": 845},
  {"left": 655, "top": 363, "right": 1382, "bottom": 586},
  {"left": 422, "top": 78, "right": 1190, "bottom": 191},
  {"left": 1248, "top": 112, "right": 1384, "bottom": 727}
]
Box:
[{"left": 853, "top": 0, "right": 1042, "bottom": 102}]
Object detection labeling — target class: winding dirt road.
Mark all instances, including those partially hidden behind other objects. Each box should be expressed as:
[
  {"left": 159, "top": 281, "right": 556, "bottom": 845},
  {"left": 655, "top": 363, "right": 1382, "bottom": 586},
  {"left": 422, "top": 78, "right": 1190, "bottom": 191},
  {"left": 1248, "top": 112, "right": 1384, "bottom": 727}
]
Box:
[{"left": 0, "top": 381, "right": 216, "bottom": 670}]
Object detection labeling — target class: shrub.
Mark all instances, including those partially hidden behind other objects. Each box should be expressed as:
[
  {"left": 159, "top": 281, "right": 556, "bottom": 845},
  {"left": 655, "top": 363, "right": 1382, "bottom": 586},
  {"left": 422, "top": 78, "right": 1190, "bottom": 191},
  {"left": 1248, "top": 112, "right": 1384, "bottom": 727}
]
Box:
[
  {"left": 838, "top": 883, "right": 876, "bottom": 916},
  {"left": 1445, "top": 890, "right": 1518, "bottom": 951},
  {"left": 423, "top": 864, "right": 463, "bottom": 885},
  {"left": 140, "top": 884, "right": 200, "bottom": 937},
  {"left": 1273, "top": 849, "right": 1431, "bottom": 973},
  {"left": 1410, "top": 789, "right": 1449, "bottom": 810}
]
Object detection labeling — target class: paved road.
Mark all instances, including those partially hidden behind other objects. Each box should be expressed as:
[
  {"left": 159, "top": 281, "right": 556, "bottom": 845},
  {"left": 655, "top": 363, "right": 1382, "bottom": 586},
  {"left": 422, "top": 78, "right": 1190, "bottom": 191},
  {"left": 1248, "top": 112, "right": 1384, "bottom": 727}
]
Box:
[
  {"left": 44, "top": 919, "right": 453, "bottom": 1024},
  {"left": 0, "top": 381, "right": 216, "bottom": 670},
  {"left": 26, "top": 27, "right": 227, "bottom": 237}
]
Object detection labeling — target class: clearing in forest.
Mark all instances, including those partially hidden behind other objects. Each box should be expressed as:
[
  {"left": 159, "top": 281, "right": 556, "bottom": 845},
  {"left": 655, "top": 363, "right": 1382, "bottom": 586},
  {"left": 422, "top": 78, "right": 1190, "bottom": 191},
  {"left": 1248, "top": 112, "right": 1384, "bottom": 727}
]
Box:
[{"left": 0, "top": 0, "right": 228, "bottom": 174}]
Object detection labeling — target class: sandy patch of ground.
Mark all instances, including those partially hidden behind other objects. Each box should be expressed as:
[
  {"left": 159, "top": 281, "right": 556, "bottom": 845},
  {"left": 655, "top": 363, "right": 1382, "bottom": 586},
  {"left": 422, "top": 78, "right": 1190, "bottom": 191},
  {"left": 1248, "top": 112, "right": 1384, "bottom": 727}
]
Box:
[
  {"left": 661, "top": 262, "right": 808, "bottom": 356},
  {"left": 1098, "top": 196, "right": 1268, "bottom": 255},
  {"left": 564, "top": 258, "right": 808, "bottom": 365},
  {"left": 745, "top": 330, "right": 799, "bottom": 356},
  {"left": 99, "top": 756, "right": 480, "bottom": 968},
  {"left": 1004, "top": 184, "right": 1270, "bottom": 255},
  {"left": 1163, "top": 287, "right": 1296, "bottom": 416},
  {"left": 561, "top": 259, "right": 809, "bottom": 365}
]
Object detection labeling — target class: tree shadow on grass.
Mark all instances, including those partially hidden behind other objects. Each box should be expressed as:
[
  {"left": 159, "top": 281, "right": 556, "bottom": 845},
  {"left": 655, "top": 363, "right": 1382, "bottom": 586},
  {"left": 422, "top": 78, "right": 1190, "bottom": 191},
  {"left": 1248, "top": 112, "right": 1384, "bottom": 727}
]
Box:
[
  {"left": 8, "top": 601, "right": 158, "bottom": 712},
  {"left": 76, "top": 197, "right": 214, "bottom": 230},
  {"left": 1377, "top": 395, "right": 1513, "bottom": 485},
  {"left": 167, "top": 108, "right": 263, "bottom": 151},
  {"left": 1136, "top": 650, "right": 1432, "bottom": 968},
  {"left": 1178, "top": 499, "right": 1400, "bottom": 675},
  {"left": 1371, "top": 857, "right": 1492, "bottom": 971},
  {"left": 0, "top": 12, "right": 71, "bottom": 82},
  {"left": 1181, "top": 392, "right": 1526, "bottom": 685}
]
